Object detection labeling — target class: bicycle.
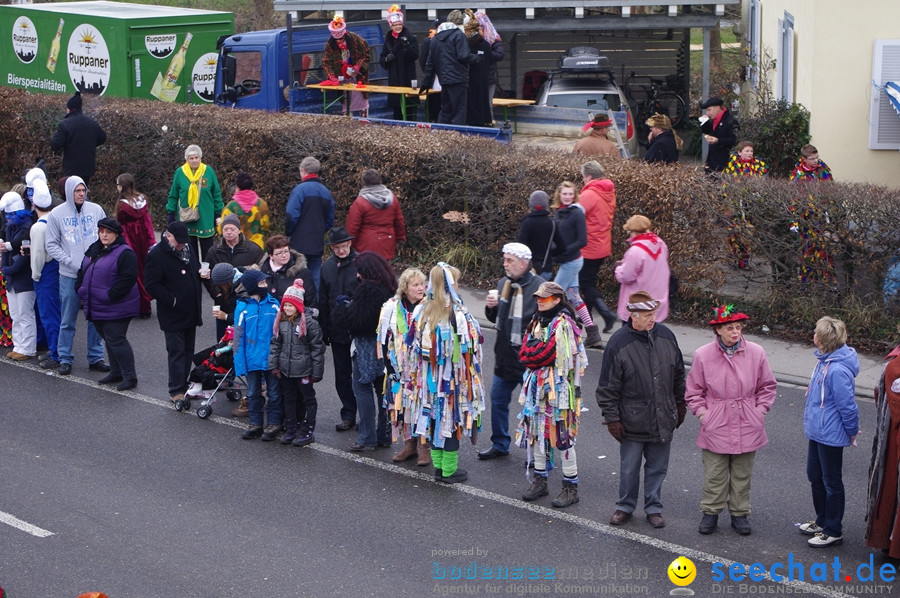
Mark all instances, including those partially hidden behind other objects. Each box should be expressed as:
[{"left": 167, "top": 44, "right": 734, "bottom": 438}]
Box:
[{"left": 624, "top": 72, "right": 687, "bottom": 145}]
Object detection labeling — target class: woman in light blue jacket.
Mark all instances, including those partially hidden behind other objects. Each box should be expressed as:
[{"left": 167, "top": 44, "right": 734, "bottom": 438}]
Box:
[{"left": 801, "top": 316, "right": 859, "bottom": 548}]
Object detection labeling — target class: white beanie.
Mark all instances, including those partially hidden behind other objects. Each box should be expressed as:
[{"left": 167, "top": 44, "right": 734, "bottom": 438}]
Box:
[
  {"left": 502, "top": 242, "right": 532, "bottom": 261},
  {"left": 0, "top": 191, "right": 24, "bottom": 213},
  {"left": 31, "top": 180, "right": 52, "bottom": 209},
  {"left": 25, "top": 168, "right": 47, "bottom": 187}
]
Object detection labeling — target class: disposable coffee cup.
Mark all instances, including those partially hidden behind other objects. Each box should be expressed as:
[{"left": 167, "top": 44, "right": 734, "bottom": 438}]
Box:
[
  {"left": 200, "top": 261, "right": 210, "bottom": 276},
  {"left": 487, "top": 289, "right": 499, "bottom": 300},
  {"left": 21, "top": 240, "right": 30, "bottom": 255},
  {"left": 411, "top": 79, "right": 418, "bottom": 89},
  {"left": 213, "top": 305, "right": 221, "bottom": 313}
]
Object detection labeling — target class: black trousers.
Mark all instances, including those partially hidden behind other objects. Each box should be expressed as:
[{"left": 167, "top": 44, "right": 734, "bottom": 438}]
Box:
[
  {"left": 189, "top": 236, "right": 215, "bottom": 264},
  {"left": 282, "top": 376, "right": 318, "bottom": 431},
  {"left": 94, "top": 318, "right": 136, "bottom": 381},
  {"left": 579, "top": 257, "right": 615, "bottom": 318},
  {"left": 331, "top": 341, "right": 356, "bottom": 422},
  {"left": 164, "top": 327, "right": 196, "bottom": 396},
  {"left": 438, "top": 84, "right": 467, "bottom": 125}
]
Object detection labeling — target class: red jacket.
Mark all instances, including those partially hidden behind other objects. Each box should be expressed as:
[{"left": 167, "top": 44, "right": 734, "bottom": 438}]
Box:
[
  {"left": 579, "top": 178, "right": 616, "bottom": 259},
  {"left": 346, "top": 186, "right": 406, "bottom": 260}
]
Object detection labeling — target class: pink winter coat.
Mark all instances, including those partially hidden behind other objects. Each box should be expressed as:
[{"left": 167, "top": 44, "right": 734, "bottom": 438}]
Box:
[
  {"left": 614, "top": 232, "right": 670, "bottom": 321},
  {"left": 685, "top": 338, "right": 777, "bottom": 455}
]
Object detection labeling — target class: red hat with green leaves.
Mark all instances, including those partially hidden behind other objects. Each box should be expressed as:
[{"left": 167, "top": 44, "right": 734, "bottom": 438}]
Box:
[{"left": 709, "top": 304, "right": 749, "bottom": 326}]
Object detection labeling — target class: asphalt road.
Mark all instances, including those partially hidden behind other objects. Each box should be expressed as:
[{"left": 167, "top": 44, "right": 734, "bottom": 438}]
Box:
[{"left": 0, "top": 313, "right": 895, "bottom": 598}]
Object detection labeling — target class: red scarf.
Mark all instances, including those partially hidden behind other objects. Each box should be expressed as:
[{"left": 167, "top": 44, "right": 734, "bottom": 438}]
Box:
[{"left": 630, "top": 232, "right": 663, "bottom": 259}]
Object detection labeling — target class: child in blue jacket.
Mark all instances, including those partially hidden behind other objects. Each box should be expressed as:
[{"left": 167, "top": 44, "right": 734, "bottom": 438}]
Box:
[
  {"left": 801, "top": 316, "right": 860, "bottom": 548},
  {"left": 234, "top": 269, "right": 282, "bottom": 441}
]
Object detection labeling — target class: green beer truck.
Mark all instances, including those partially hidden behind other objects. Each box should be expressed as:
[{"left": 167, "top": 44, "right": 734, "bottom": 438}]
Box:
[{"left": 0, "top": 1, "right": 233, "bottom": 103}]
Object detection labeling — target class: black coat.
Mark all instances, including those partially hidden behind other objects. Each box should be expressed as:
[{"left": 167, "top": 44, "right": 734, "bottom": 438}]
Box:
[
  {"left": 318, "top": 249, "right": 359, "bottom": 344},
  {"left": 484, "top": 269, "right": 543, "bottom": 380},
  {"left": 422, "top": 26, "right": 474, "bottom": 87},
  {"left": 645, "top": 129, "right": 679, "bottom": 164},
  {"left": 49, "top": 110, "right": 106, "bottom": 181},
  {"left": 466, "top": 35, "right": 493, "bottom": 127},
  {"left": 553, "top": 204, "right": 587, "bottom": 264},
  {"left": 518, "top": 209, "right": 562, "bottom": 273},
  {"left": 144, "top": 239, "right": 203, "bottom": 332},
  {"left": 380, "top": 27, "right": 419, "bottom": 108},
  {"left": 258, "top": 249, "right": 317, "bottom": 307},
  {"left": 700, "top": 109, "right": 739, "bottom": 172},
  {"left": 340, "top": 280, "right": 394, "bottom": 341}
]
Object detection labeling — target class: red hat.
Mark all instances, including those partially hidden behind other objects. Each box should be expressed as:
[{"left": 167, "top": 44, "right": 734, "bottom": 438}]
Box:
[
  {"left": 581, "top": 114, "right": 613, "bottom": 133},
  {"left": 221, "top": 326, "right": 234, "bottom": 342},
  {"left": 281, "top": 279, "right": 305, "bottom": 314},
  {"left": 709, "top": 304, "right": 749, "bottom": 326}
]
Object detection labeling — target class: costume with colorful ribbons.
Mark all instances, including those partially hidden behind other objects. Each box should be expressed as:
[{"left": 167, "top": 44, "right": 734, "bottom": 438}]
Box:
[
  {"left": 721, "top": 156, "right": 767, "bottom": 269},
  {"left": 515, "top": 306, "right": 587, "bottom": 474},
  {"left": 411, "top": 264, "right": 485, "bottom": 449},
  {"left": 789, "top": 193, "right": 835, "bottom": 283},
  {"left": 378, "top": 295, "right": 420, "bottom": 441}
]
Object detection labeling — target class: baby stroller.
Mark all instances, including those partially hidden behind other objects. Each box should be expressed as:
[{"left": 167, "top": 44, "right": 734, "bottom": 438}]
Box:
[{"left": 174, "top": 326, "right": 246, "bottom": 419}]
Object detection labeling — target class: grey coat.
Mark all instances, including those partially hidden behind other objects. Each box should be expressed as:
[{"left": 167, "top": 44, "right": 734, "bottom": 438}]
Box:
[{"left": 268, "top": 308, "right": 325, "bottom": 379}]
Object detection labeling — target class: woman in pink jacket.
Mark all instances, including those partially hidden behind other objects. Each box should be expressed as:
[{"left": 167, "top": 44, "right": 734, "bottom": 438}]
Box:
[
  {"left": 614, "top": 215, "right": 670, "bottom": 322},
  {"left": 685, "top": 305, "right": 777, "bottom": 536}
]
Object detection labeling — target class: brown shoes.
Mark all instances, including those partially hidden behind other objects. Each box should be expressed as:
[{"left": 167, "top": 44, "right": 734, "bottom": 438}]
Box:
[
  {"left": 609, "top": 510, "right": 632, "bottom": 525},
  {"left": 7, "top": 351, "right": 33, "bottom": 361},
  {"left": 647, "top": 513, "right": 666, "bottom": 528},
  {"left": 231, "top": 397, "right": 249, "bottom": 418},
  {"left": 392, "top": 439, "right": 418, "bottom": 462},
  {"left": 417, "top": 441, "right": 432, "bottom": 467}
]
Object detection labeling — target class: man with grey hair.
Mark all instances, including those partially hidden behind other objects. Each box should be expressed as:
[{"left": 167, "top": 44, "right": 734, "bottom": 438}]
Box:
[
  {"left": 478, "top": 242, "right": 543, "bottom": 460},
  {"left": 285, "top": 156, "right": 335, "bottom": 292}
]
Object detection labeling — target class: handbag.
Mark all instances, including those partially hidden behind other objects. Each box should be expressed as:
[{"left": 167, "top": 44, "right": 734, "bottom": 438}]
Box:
[
  {"left": 354, "top": 336, "right": 384, "bottom": 384},
  {"left": 179, "top": 203, "right": 200, "bottom": 223}
]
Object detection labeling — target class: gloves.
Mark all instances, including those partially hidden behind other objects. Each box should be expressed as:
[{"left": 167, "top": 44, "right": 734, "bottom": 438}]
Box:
[
  {"left": 399, "top": 37, "right": 409, "bottom": 46},
  {"left": 384, "top": 53, "right": 395, "bottom": 64},
  {"left": 311, "top": 376, "right": 322, "bottom": 383},
  {"left": 320, "top": 76, "right": 340, "bottom": 86},
  {"left": 271, "top": 368, "right": 282, "bottom": 379},
  {"left": 167, "top": 211, "right": 176, "bottom": 224},
  {"left": 606, "top": 422, "right": 625, "bottom": 443},
  {"left": 418, "top": 85, "right": 429, "bottom": 95},
  {"left": 676, "top": 403, "right": 687, "bottom": 428}
]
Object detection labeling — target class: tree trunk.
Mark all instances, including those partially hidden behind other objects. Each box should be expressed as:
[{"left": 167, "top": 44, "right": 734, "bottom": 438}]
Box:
[{"left": 710, "top": 26, "right": 724, "bottom": 79}]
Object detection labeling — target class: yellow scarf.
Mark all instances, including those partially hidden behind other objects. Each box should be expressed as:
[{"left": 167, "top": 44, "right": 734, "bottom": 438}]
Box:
[{"left": 181, "top": 162, "right": 207, "bottom": 209}]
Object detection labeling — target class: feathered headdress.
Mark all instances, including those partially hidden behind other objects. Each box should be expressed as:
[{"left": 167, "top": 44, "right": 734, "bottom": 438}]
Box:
[{"left": 709, "top": 304, "right": 749, "bottom": 326}]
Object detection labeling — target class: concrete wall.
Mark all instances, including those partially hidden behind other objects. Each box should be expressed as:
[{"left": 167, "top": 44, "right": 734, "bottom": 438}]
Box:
[{"left": 747, "top": 0, "right": 900, "bottom": 188}]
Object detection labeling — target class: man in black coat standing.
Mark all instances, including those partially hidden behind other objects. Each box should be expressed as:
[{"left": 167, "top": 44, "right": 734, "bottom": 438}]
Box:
[
  {"left": 699, "top": 97, "right": 738, "bottom": 173},
  {"left": 145, "top": 221, "right": 204, "bottom": 404},
  {"left": 420, "top": 10, "right": 480, "bottom": 125},
  {"left": 49, "top": 91, "right": 106, "bottom": 185}
]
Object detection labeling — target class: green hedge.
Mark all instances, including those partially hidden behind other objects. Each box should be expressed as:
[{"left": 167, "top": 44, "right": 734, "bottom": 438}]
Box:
[{"left": 1, "top": 88, "right": 897, "bottom": 349}]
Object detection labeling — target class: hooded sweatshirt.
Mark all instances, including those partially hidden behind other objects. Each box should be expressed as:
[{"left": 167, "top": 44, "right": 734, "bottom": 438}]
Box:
[
  {"left": 45, "top": 176, "right": 106, "bottom": 278},
  {"left": 346, "top": 184, "right": 406, "bottom": 260},
  {"left": 804, "top": 344, "right": 860, "bottom": 447}
]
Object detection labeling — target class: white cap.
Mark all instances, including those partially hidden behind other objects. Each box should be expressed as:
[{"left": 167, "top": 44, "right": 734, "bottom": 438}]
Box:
[
  {"left": 501, "top": 242, "right": 532, "bottom": 261},
  {"left": 31, "top": 180, "right": 52, "bottom": 209},
  {"left": 0, "top": 191, "right": 24, "bottom": 213}
]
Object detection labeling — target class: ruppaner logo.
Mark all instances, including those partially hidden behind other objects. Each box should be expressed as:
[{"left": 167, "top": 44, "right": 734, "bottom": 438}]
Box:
[
  {"left": 191, "top": 52, "right": 218, "bottom": 102},
  {"left": 145, "top": 33, "right": 176, "bottom": 58},
  {"left": 12, "top": 17, "right": 38, "bottom": 63},
  {"left": 67, "top": 24, "right": 110, "bottom": 95}
]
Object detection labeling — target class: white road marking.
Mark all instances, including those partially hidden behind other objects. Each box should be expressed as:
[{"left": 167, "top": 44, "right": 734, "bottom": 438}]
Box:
[
  {"left": 7, "top": 361, "right": 859, "bottom": 596},
  {"left": 0, "top": 510, "right": 54, "bottom": 537}
]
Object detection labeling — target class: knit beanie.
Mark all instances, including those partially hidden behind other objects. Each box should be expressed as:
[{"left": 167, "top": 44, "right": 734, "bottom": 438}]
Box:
[
  {"left": 276, "top": 279, "right": 307, "bottom": 338},
  {"left": 386, "top": 4, "right": 404, "bottom": 24},
  {"left": 328, "top": 15, "right": 347, "bottom": 38},
  {"left": 447, "top": 9, "right": 464, "bottom": 25},
  {"left": 528, "top": 190, "right": 549, "bottom": 211},
  {"left": 221, "top": 213, "right": 241, "bottom": 231},
  {"left": 211, "top": 262, "right": 236, "bottom": 285},
  {"left": 67, "top": 91, "right": 82, "bottom": 111},
  {"left": 240, "top": 269, "right": 269, "bottom": 292}
]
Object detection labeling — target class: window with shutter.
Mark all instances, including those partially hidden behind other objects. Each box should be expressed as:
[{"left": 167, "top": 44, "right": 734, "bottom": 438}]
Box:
[
  {"left": 777, "top": 11, "right": 795, "bottom": 103},
  {"left": 868, "top": 39, "right": 900, "bottom": 150}
]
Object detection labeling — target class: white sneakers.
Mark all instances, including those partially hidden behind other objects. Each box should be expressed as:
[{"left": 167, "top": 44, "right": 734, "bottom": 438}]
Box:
[
  {"left": 808, "top": 532, "right": 843, "bottom": 548},
  {"left": 798, "top": 521, "right": 823, "bottom": 535}
]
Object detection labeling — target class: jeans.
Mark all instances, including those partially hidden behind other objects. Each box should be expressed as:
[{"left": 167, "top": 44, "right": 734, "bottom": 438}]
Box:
[
  {"left": 488, "top": 374, "right": 522, "bottom": 453},
  {"left": 304, "top": 253, "right": 322, "bottom": 298},
  {"left": 617, "top": 439, "right": 672, "bottom": 514},
  {"left": 807, "top": 439, "right": 846, "bottom": 537},
  {"left": 331, "top": 341, "right": 356, "bottom": 422},
  {"left": 34, "top": 261, "right": 60, "bottom": 361},
  {"left": 58, "top": 275, "right": 104, "bottom": 366},
  {"left": 246, "top": 369, "right": 283, "bottom": 428},
  {"left": 352, "top": 356, "right": 388, "bottom": 447},
  {"left": 164, "top": 327, "right": 196, "bottom": 396},
  {"left": 93, "top": 318, "right": 136, "bottom": 382},
  {"left": 554, "top": 257, "right": 583, "bottom": 292}
]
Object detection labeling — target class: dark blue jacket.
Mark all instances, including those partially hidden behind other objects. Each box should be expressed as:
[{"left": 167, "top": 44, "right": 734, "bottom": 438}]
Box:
[
  {"left": 49, "top": 110, "right": 106, "bottom": 181},
  {"left": 645, "top": 129, "right": 679, "bottom": 164},
  {"left": 518, "top": 209, "right": 562, "bottom": 273},
  {"left": 1, "top": 210, "right": 35, "bottom": 293},
  {"left": 553, "top": 204, "right": 587, "bottom": 264},
  {"left": 422, "top": 25, "right": 475, "bottom": 87},
  {"left": 284, "top": 175, "right": 335, "bottom": 256}
]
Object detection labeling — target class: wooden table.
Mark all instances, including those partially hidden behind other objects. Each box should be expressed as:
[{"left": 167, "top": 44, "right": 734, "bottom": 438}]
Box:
[
  {"left": 306, "top": 83, "right": 424, "bottom": 120},
  {"left": 492, "top": 98, "right": 536, "bottom": 133}
]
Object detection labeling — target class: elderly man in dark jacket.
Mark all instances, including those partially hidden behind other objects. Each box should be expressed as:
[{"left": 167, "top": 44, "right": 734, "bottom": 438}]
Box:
[
  {"left": 145, "top": 221, "right": 204, "bottom": 403},
  {"left": 318, "top": 227, "right": 359, "bottom": 431},
  {"left": 49, "top": 91, "right": 106, "bottom": 184},
  {"left": 478, "top": 242, "right": 544, "bottom": 460},
  {"left": 420, "top": 10, "right": 480, "bottom": 125},
  {"left": 596, "top": 290, "right": 686, "bottom": 529},
  {"left": 700, "top": 96, "right": 739, "bottom": 172}
]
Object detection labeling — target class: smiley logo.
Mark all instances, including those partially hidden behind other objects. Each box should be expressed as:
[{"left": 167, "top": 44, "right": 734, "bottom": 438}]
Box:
[{"left": 668, "top": 556, "right": 697, "bottom": 586}]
